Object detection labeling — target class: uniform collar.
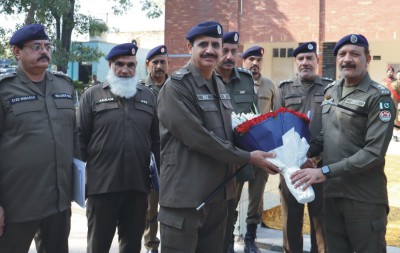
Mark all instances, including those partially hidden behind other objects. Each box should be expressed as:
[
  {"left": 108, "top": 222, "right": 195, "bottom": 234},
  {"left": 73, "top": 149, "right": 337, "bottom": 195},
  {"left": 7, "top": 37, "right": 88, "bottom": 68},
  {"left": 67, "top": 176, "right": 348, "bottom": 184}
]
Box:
[
  {"left": 338, "top": 72, "right": 371, "bottom": 93},
  {"left": 215, "top": 67, "right": 240, "bottom": 84},
  {"left": 292, "top": 75, "right": 324, "bottom": 87},
  {"left": 146, "top": 73, "right": 168, "bottom": 87},
  {"left": 16, "top": 66, "right": 53, "bottom": 83},
  {"left": 187, "top": 61, "right": 216, "bottom": 88},
  {"left": 254, "top": 73, "right": 262, "bottom": 86}
]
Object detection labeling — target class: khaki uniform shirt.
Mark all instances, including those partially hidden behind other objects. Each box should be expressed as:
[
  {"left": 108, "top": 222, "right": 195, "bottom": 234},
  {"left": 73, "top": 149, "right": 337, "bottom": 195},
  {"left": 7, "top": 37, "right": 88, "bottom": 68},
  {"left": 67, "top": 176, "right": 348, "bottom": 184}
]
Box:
[
  {"left": 157, "top": 62, "right": 250, "bottom": 208},
  {"left": 254, "top": 74, "right": 276, "bottom": 114},
  {"left": 0, "top": 68, "right": 79, "bottom": 223},
  {"left": 77, "top": 81, "right": 159, "bottom": 195},
  {"left": 310, "top": 73, "right": 394, "bottom": 205},
  {"left": 274, "top": 76, "right": 332, "bottom": 141}
]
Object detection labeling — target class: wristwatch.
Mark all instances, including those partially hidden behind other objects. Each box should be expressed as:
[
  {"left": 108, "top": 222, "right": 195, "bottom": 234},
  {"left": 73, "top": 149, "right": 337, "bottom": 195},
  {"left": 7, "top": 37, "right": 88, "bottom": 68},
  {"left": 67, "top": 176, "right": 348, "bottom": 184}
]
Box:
[{"left": 321, "top": 165, "right": 331, "bottom": 179}]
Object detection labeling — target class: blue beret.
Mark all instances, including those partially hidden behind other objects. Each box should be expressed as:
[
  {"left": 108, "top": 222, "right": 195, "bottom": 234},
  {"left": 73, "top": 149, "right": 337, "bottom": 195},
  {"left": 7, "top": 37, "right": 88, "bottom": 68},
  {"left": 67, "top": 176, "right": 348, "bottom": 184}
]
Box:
[
  {"left": 223, "top": 32, "right": 239, "bottom": 44},
  {"left": 333, "top": 34, "right": 369, "bottom": 56},
  {"left": 242, "top": 46, "right": 264, "bottom": 59},
  {"left": 186, "top": 21, "right": 223, "bottom": 42},
  {"left": 146, "top": 45, "right": 167, "bottom": 61},
  {"left": 9, "top": 24, "right": 49, "bottom": 45},
  {"left": 292, "top": 42, "right": 317, "bottom": 57},
  {"left": 106, "top": 43, "right": 138, "bottom": 60}
]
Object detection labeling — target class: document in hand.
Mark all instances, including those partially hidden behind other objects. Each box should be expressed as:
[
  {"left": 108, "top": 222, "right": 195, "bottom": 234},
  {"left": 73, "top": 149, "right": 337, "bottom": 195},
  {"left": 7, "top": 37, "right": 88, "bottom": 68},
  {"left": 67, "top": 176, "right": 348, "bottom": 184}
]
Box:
[{"left": 73, "top": 158, "right": 86, "bottom": 208}]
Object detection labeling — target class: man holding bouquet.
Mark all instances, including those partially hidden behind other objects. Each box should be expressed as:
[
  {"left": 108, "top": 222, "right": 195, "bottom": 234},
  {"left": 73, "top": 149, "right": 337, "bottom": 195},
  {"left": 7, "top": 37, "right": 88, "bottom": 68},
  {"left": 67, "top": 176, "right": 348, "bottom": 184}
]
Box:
[
  {"left": 157, "top": 21, "right": 279, "bottom": 253},
  {"left": 274, "top": 42, "right": 331, "bottom": 253},
  {"left": 215, "top": 31, "right": 261, "bottom": 253},
  {"left": 291, "top": 34, "right": 395, "bottom": 252}
]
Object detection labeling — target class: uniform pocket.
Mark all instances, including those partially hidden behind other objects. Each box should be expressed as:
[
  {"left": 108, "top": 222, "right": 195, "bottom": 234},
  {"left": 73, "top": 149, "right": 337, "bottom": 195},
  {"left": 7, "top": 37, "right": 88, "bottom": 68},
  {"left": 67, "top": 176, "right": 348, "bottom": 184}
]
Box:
[
  {"left": 11, "top": 101, "right": 43, "bottom": 115},
  {"left": 135, "top": 102, "right": 154, "bottom": 116},
  {"left": 94, "top": 102, "right": 121, "bottom": 124},
  {"left": 158, "top": 209, "right": 184, "bottom": 229},
  {"left": 321, "top": 104, "right": 331, "bottom": 114},
  {"left": 198, "top": 100, "right": 218, "bottom": 112},
  {"left": 54, "top": 99, "right": 75, "bottom": 109},
  {"left": 284, "top": 97, "right": 302, "bottom": 107},
  {"left": 371, "top": 219, "right": 387, "bottom": 232},
  {"left": 233, "top": 94, "right": 253, "bottom": 104}
]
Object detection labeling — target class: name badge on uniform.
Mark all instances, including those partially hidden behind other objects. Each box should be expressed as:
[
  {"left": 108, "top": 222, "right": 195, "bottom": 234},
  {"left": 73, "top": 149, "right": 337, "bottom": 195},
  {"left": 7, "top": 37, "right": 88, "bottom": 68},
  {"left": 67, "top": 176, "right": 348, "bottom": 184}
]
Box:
[
  {"left": 344, "top": 98, "right": 365, "bottom": 107},
  {"left": 9, "top": 95, "right": 38, "bottom": 104},
  {"left": 52, "top": 93, "right": 73, "bottom": 99},
  {"left": 284, "top": 94, "right": 301, "bottom": 99},
  {"left": 235, "top": 90, "right": 247, "bottom": 95},
  {"left": 97, "top": 97, "right": 116, "bottom": 103},
  {"left": 220, "top": 94, "right": 231, "bottom": 100},
  {"left": 197, "top": 94, "right": 214, "bottom": 101}
]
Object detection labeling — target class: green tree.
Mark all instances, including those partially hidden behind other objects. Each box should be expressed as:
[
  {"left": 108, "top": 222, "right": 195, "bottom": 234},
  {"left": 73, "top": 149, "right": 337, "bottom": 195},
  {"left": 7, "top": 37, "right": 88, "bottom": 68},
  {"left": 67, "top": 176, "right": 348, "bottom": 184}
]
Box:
[
  {"left": 140, "top": 0, "right": 164, "bottom": 18},
  {"left": 0, "top": 0, "right": 134, "bottom": 72}
]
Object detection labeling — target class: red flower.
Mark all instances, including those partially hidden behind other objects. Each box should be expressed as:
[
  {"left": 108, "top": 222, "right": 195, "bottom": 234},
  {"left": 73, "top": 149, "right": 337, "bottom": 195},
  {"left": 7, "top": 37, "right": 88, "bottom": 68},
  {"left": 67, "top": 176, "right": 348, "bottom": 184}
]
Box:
[{"left": 234, "top": 107, "right": 310, "bottom": 135}]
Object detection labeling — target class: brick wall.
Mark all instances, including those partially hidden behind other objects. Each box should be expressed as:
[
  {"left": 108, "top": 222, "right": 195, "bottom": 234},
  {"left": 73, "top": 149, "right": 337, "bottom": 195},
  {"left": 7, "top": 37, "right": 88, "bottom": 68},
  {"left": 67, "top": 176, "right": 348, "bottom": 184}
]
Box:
[{"left": 165, "top": 0, "right": 400, "bottom": 76}]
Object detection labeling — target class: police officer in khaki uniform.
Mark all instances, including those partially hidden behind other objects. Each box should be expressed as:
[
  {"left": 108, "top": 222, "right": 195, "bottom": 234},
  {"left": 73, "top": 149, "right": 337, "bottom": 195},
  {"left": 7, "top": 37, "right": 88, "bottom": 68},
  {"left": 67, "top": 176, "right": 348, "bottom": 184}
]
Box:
[
  {"left": 77, "top": 43, "right": 160, "bottom": 253},
  {"left": 240, "top": 45, "right": 276, "bottom": 253},
  {"left": 141, "top": 45, "right": 169, "bottom": 253},
  {"left": 274, "top": 42, "right": 330, "bottom": 253},
  {"left": 242, "top": 46, "right": 276, "bottom": 114},
  {"left": 215, "top": 31, "right": 258, "bottom": 253},
  {"left": 0, "top": 24, "right": 79, "bottom": 253},
  {"left": 157, "top": 21, "right": 279, "bottom": 253},
  {"left": 291, "top": 34, "right": 395, "bottom": 252}
]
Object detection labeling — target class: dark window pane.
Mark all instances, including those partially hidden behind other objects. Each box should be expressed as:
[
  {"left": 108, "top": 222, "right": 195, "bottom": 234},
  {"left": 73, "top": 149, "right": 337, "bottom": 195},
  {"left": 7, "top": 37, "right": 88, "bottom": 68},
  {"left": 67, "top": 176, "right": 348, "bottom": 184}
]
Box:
[
  {"left": 273, "top": 48, "right": 279, "bottom": 57},
  {"left": 280, "top": 48, "right": 286, "bottom": 58}
]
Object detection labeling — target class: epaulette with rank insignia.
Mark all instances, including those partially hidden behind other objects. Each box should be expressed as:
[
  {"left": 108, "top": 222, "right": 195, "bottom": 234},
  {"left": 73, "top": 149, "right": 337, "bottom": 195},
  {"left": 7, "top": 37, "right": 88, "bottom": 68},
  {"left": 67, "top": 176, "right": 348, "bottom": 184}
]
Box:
[
  {"left": 171, "top": 68, "right": 190, "bottom": 81},
  {"left": 52, "top": 70, "right": 72, "bottom": 83},
  {"left": 236, "top": 67, "right": 252, "bottom": 77},
  {"left": 324, "top": 81, "right": 336, "bottom": 92},
  {"left": 371, "top": 83, "right": 391, "bottom": 96},
  {"left": 81, "top": 84, "right": 94, "bottom": 95},
  {"left": 278, "top": 78, "right": 294, "bottom": 88},
  {"left": 0, "top": 72, "right": 17, "bottom": 84}
]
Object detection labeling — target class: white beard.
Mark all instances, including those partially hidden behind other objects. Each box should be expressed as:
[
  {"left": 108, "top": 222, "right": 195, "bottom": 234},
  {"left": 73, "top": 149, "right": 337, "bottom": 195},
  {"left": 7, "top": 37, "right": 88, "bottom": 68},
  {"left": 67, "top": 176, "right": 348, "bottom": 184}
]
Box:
[{"left": 106, "top": 68, "right": 138, "bottom": 98}]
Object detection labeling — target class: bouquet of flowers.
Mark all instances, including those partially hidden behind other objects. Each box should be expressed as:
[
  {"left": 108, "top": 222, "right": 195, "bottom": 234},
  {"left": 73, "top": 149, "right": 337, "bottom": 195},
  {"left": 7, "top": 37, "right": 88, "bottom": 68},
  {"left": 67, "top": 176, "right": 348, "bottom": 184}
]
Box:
[
  {"left": 234, "top": 107, "right": 315, "bottom": 204},
  {"left": 231, "top": 112, "right": 258, "bottom": 130}
]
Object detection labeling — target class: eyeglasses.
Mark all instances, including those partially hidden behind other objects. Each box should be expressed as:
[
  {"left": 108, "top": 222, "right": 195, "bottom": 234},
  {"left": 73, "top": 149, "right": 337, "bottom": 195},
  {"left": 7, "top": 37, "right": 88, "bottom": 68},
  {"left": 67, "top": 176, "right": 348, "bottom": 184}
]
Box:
[{"left": 24, "top": 43, "right": 54, "bottom": 53}]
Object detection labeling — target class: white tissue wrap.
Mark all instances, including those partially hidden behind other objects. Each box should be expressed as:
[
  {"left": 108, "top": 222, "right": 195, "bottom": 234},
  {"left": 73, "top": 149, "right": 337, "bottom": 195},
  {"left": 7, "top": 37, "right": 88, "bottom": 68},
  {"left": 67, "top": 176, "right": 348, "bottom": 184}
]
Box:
[
  {"left": 266, "top": 128, "right": 315, "bottom": 204},
  {"left": 231, "top": 112, "right": 257, "bottom": 130}
]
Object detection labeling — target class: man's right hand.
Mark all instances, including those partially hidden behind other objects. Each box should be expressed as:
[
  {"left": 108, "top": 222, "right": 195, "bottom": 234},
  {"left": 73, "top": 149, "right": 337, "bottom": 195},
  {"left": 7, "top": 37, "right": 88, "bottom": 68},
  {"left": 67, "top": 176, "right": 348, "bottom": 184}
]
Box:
[
  {"left": 249, "top": 150, "right": 280, "bottom": 174},
  {"left": 0, "top": 206, "right": 4, "bottom": 236}
]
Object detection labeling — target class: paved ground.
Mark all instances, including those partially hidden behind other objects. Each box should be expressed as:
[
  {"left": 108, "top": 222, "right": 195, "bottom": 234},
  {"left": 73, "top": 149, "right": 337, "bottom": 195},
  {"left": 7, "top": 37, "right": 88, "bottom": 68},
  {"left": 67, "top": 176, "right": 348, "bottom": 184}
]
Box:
[{"left": 28, "top": 139, "right": 400, "bottom": 253}]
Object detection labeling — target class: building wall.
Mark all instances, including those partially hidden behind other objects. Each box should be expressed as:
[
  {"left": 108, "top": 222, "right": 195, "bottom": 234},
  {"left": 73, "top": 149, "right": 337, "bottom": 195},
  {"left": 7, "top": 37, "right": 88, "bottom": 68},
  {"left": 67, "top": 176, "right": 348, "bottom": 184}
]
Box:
[{"left": 165, "top": 0, "right": 400, "bottom": 82}]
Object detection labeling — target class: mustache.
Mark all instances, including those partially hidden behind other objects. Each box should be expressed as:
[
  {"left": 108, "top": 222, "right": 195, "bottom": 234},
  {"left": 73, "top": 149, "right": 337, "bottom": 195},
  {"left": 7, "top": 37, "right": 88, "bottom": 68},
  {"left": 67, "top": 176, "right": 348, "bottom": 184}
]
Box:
[
  {"left": 223, "top": 60, "right": 235, "bottom": 65},
  {"left": 201, "top": 53, "right": 217, "bottom": 59},
  {"left": 341, "top": 64, "right": 356, "bottom": 69},
  {"left": 37, "top": 55, "right": 50, "bottom": 62}
]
